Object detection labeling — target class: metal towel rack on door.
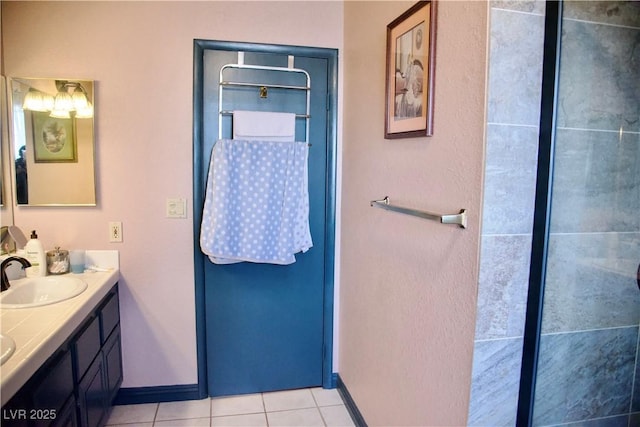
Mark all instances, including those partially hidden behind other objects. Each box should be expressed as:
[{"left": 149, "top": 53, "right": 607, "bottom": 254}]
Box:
[
  {"left": 370, "top": 196, "right": 467, "bottom": 229},
  {"left": 218, "top": 52, "right": 311, "bottom": 144}
]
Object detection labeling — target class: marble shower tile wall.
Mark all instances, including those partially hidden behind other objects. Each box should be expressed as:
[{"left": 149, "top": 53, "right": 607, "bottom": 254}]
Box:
[
  {"left": 542, "top": 233, "right": 640, "bottom": 334},
  {"left": 549, "top": 130, "right": 640, "bottom": 234},
  {"left": 533, "top": 2, "right": 640, "bottom": 426},
  {"left": 474, "top": 234, "right": 531, "bottom": 339},
  {"left": 532, "top": 328, "right": 638, "bottom": 426},
  {"left": 468, "top": 3, "right": 544, "bottom": 426},
  {"left": 557, "top": 5, "right": 640, "bottom": 133},
  {"left": 468, "top": 338, "right": 523, "bottom": 426},
  {"left": 471, "top": 2, "right": 640, "bottom": 425},
  {"left": 486, "top": 7, "right": 544, "bottom": 126},
  {"left": 481, "top": 125, "right": 539, "bottom": 236},
  {"left": 634, "top": 344, "right": 640, "bottom": 412},
  {"left": 562, "top": 415, "right": 636, "bottom": 427}
]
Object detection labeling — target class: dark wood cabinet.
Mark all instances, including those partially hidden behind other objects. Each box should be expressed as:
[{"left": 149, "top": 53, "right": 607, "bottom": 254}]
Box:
[
  {"left": 77, "top": 353, "right": 107, "bottom": 427},
  {"left": 51, "top": 397, "right": 77, "bottom": 427},
  {"left": 102, "top": 328, "right": 123, "bottom": 404},
  {"left": 2, "top": 284, "right": 122, "bottom": 427},
  {"left": 32, "top": 351, "right": 74, "bottom": 424}
]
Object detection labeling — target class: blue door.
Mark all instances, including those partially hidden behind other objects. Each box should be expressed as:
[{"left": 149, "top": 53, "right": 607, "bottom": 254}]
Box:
[{"left": 196, "top": 45, "right": 335, "bottom": 397}]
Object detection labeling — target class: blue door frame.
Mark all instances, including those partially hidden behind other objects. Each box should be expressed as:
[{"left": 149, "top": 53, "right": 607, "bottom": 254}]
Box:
[{"left": 192, "top": 39, "right": 338, "bottom": 397}]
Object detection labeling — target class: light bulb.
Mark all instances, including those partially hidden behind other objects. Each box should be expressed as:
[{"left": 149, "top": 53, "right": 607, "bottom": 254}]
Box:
[
  {"left": 72, "top": 90, "right": 89, "bottom": 110},
  {"left": 23, "top": 90, "right": 45, "bottom": 111},
  {"left": 54, "top": 91, "right": 74, "bottom": 111},
  {"left": 42, "top": 94, "right": 55, "bottom": 111},
  {"left": 75, "top": 102, "right": 94, "bottom": 119},
  {"left": 50, "top": 109, "right": 71, "bottom": 119}
]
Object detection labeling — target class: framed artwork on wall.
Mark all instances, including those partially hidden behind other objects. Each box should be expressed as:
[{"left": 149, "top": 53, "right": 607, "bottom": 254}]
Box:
[
  {"left": 385, "top": 0, "right": 437, "bottom": 139},
  {"left": 32, "top": 111, "right": 77, "bottom": 162}
]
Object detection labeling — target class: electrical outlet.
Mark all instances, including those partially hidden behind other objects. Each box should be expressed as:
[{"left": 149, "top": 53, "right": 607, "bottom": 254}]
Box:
[{"left": 109, "top": 221, "right": 123, "bottom": 243}]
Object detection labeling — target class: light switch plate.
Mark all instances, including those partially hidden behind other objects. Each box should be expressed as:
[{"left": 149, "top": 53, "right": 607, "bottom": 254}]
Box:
[{"left": 166, "top": 198, "right": 187, "bottom": 218}]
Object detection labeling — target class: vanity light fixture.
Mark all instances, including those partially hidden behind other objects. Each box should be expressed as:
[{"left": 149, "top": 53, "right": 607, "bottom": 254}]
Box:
[
  {"left": 53, "top": 89, "right": 74, "bottom": 112},
  {"left": 22, "top": 89, "right": 54, "bottom": 112},
  {"left": 22, "top": 89, "right": 43, "bottom": 110},
  {"left": 71, "top": 88, "right": 89, "bottom": 110},
  {"left": 49, "top": 108, "right": 71, "bottom": 119},
  {"left": 22, "top": 81, "right": 93, "bottom": 118},
  {"left": 74, "top": 102, "right": 94, "bottom": 118}
]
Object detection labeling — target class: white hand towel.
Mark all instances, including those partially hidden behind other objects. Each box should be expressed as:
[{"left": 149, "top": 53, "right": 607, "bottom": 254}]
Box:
[{"left": 233, "top": 110, "right": 296, "bottom": 142}]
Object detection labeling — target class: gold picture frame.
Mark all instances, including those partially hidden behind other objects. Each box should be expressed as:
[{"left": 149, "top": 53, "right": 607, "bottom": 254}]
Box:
[
  {"left": 385, "top": 0, "right": 437, "bottom": 139},
  {"left": 32, "top": 111, "right": 77, "bottom": 163}
]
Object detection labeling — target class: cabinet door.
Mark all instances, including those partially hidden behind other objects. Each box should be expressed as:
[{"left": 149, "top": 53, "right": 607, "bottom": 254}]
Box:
[
  {"left": 99, "top": 292, "right": 119, "bottom": 344},
  {"left": 1, "top": 395, "right": 30, "bottom": 427},
  {"left": 2, "top": 351, "right": 74, "bottom": 427},
  {"left": 50, "top": 396, "right": 78, "bottom": 427},
  {"left": 32, "top": 351, "right": 74, "bottom": 415},
  {"left": 103, "top": 328, "right": 123, "bottom": 404},
  {"left": 73, "top": 317, "right": 101, "bottom": 382},
  {"left": 76, "top": 356, "right": 106, "bottom": 427}
]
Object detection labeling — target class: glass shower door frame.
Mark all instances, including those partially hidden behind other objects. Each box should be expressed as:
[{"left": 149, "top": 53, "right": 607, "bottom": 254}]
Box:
[
  {"left": 517, "top": 1, "right": 640, "bottom": 425},
  {"left": 516, "top": 1, "right": 562, "bottom": 425}
]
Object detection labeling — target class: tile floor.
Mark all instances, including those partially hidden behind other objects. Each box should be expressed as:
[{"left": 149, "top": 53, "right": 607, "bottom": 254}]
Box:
[{"left": 106, "top": 387, "right": 356, "bottom": 427}]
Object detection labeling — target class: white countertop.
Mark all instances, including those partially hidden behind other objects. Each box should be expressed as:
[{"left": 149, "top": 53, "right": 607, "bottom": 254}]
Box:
[{"left": 0, "top": 252, "right": 119, "bottom": 406}]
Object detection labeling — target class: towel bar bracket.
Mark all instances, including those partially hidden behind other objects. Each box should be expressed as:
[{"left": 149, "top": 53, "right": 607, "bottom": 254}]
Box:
[{"left": 370, "top": 196, "right": 467, "bottom": 229}]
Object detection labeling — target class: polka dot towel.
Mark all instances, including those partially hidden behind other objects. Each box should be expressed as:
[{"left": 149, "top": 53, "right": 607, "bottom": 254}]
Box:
[{"left": 200, "top": 139, "right": 312, "bottom": 265}]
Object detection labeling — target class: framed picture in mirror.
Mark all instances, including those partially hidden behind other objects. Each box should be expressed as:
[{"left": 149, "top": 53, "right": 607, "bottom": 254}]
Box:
[{"left": 32, "top": 112, "right": 77, "bottom": 163}]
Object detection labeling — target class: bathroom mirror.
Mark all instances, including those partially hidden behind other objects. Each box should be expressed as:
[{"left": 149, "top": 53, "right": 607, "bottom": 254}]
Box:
[
  {"left": 1, "top": 76, "right": 11, "bottom": 213},
  {"left": 2, "top": 76, "right": 16, "bottom": 254},
  {"left": 9, "top": 77, "right": 96, "bottom": 206},
  {"left": 1, "top": 77, "right": 6, "bottom": 209}
]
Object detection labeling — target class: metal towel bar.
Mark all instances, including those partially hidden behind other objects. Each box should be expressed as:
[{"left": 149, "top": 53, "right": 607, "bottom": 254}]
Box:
[
  {"left": 370, "top": 196, "right": 467, "bottom": 229},
  {"left": 218, "top": 54, "right": 311, "bottom": 143}
]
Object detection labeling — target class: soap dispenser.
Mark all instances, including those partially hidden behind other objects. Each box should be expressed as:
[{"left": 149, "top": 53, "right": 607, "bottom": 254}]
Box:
[{"left": 24, "top": 230, "right": 47, "bottom": 277}]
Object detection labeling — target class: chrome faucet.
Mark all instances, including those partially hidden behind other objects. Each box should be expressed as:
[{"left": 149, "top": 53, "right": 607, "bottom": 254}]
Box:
[{"left": 1, "top": 257, "right": 32, "bottom": 292}]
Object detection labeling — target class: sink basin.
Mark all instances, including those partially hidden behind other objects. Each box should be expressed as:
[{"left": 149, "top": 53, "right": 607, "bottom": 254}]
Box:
[
  {"left": 0, "top": 334, "right": 16, "bottom": 365},
  {"left": 0, "top": 276, "right": 88, "bottom": 308}
]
